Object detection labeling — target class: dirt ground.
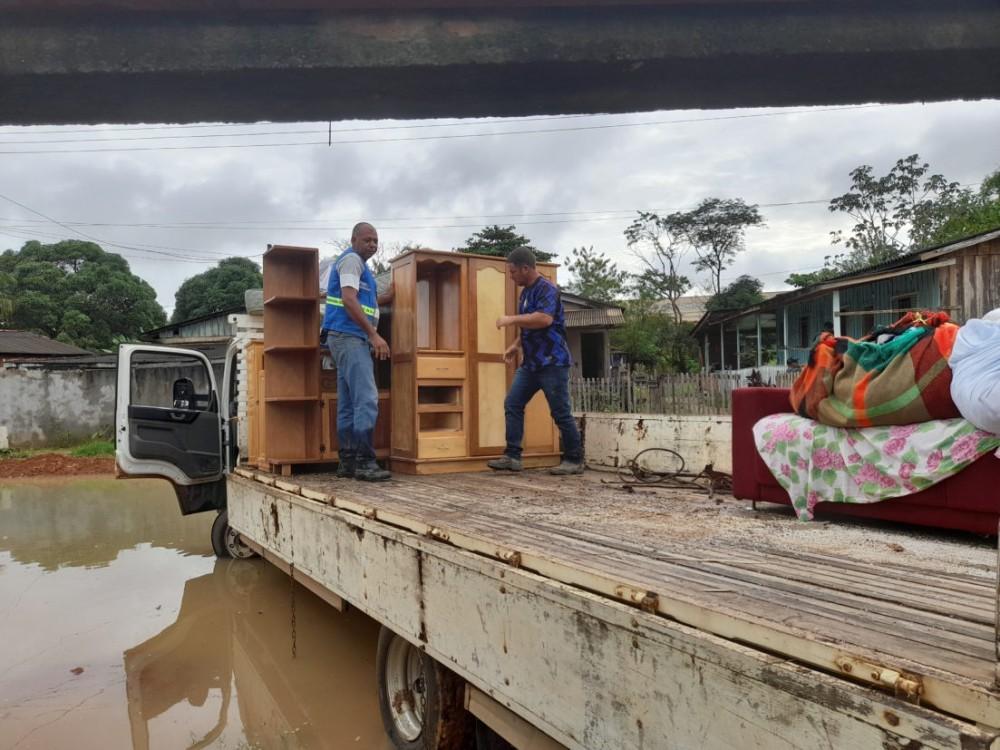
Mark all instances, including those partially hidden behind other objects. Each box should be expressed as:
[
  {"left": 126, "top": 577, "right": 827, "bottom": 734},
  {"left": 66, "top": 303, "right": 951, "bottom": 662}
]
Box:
[{"left": 0, "top": 453, "right": 114, "bottom": 478}]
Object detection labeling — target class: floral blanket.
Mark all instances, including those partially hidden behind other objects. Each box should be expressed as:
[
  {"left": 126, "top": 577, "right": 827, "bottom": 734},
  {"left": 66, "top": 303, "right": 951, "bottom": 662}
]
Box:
[{"left": 753, "top": 413, "right": 1000, "bottom": 521}]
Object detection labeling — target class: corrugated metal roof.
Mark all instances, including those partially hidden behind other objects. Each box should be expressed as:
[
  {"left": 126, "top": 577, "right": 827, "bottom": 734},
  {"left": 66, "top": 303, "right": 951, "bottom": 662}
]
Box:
[
  {"left": 0, "top": 330, "right": 91, "bottom": 356},
  {"left": 565, "top": 308, "right": 625, "bottom": 328}
]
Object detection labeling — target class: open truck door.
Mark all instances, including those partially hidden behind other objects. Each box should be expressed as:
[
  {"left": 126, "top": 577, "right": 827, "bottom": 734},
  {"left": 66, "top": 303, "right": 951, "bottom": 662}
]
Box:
[{"left": 116, "top": 344, "right": 227, "bottom": 515}]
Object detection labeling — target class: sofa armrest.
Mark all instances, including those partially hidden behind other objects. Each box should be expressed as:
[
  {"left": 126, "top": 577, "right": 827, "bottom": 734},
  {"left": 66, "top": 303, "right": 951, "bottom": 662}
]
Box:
[{"left": 731, "top": 388, "right": 793, "bottom": 500}]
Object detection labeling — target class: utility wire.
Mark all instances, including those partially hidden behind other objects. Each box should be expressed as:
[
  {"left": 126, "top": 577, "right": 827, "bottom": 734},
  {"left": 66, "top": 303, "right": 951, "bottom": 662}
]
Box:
[{"left": 0, "top": 104, "right": 893, "bottom": 155}]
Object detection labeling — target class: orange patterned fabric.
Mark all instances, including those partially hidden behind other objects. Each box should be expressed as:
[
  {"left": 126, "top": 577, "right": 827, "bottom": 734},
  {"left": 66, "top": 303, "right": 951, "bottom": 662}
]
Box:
[{"left": 789, "top": 311, "right": 961, "bottom": 428}]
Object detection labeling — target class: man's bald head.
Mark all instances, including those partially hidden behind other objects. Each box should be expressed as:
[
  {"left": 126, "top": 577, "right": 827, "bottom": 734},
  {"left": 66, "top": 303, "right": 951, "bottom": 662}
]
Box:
[{"left": 351, "top": 222, "right": 379, "bottom": 261}]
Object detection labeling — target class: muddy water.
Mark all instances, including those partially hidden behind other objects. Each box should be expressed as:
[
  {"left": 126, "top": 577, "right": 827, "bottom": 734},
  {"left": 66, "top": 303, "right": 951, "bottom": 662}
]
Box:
[{"left": 0, "top": 478, "right": 393, "bottom": 750}]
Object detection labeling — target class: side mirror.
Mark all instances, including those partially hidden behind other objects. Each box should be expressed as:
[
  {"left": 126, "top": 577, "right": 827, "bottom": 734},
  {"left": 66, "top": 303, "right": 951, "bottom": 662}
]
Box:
[{"left": 172, "top": 378, "right": 195, "bottom": 410}]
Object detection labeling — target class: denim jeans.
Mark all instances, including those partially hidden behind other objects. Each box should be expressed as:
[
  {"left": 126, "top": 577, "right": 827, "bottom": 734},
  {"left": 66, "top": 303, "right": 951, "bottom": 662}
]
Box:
[
  {"left": 328, "top": 332, "right": 379, "bottom": 464},
  {"left": 504, "top": 365, "right": 582, "bottom": 462}
]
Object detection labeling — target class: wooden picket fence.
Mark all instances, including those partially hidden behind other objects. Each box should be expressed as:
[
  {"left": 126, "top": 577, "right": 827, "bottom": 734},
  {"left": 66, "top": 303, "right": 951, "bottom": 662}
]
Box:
[{"left": 570, "top": 371, "right": 798, "bottom": 415}]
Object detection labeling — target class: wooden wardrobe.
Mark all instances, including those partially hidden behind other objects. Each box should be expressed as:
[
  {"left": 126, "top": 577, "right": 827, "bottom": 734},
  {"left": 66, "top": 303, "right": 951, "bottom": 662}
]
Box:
[{"left": 389, "top": 249, "right": 561, "bottom": 475}]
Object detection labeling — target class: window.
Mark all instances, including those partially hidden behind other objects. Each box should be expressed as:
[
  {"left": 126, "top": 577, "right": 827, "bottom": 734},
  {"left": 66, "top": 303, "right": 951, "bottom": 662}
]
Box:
[
  {"left": 891, "top": 294, "right": 916, "bottom": 316},
  {"left": 799, "top": 317, "right": 810, "bottom": 347}
]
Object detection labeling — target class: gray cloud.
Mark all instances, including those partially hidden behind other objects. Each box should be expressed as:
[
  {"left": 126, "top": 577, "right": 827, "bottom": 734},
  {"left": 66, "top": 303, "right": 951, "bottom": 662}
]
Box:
[{"left": 0, "top": 100, "right": 998, "bottom": 314}]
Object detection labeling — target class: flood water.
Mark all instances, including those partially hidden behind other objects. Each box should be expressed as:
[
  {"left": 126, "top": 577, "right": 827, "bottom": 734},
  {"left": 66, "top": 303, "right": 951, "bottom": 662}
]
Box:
[{"left": 0, "top": 477, "right": 393, "bottom": 750}]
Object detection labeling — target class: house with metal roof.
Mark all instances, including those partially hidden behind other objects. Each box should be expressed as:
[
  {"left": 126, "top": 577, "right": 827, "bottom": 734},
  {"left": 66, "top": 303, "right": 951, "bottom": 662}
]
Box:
[{"left": 691, "top": 226, "right": 1000, "bottom": 373}]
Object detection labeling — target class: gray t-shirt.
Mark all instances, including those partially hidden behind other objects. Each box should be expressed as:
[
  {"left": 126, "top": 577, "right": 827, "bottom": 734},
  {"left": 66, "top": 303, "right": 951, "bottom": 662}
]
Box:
[{"left": 336, "top": 253, "right": 379, "bottom": 324}]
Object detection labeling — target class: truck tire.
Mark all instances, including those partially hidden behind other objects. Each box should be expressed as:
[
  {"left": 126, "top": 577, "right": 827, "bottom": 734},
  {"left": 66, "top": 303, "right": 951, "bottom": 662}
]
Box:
[
  {"left": 210, "top": 509, "right": 256, "bottom": 560},
  {"left": 376, "top": 626, "right": 473, "bottom": 750}
]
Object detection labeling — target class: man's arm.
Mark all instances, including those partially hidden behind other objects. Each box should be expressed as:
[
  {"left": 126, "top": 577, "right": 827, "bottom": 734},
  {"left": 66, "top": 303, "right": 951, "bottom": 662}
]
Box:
[
  {"left": 377, "top": 282, "right": 394, "bottom": 307},
  {"left": 496, "top": 311, "right": 553, "bottom": 330},
  {"left": 342, "top": 286, "right": 391, "bottom": 360}
]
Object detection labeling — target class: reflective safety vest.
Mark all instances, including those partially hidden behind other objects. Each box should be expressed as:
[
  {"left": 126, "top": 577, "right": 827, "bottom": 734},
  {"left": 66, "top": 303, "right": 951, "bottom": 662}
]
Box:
[{"left": 322, "top": 248, "right": 378, "bottom": 340}]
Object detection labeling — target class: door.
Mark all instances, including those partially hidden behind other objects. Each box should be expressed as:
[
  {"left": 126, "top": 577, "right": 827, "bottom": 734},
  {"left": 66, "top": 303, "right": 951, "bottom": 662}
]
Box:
[{"left": 115, "top": 344, "right": 226, "bottom": 515}]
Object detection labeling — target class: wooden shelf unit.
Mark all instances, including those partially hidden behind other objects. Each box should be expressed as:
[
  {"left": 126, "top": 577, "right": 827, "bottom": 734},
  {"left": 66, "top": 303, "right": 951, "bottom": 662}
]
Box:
[
  {"left": 262, "top": 244, "right": 322, "bottom": 463},
  {"left": 389, "top": 249, "right": 561, "bottom": 475}
]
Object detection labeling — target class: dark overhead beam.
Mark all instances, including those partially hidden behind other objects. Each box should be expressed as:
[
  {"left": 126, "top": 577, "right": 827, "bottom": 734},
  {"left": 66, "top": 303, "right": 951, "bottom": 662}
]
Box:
[{"left": 1, "top": 3, "right": 998, "bottom": 125}]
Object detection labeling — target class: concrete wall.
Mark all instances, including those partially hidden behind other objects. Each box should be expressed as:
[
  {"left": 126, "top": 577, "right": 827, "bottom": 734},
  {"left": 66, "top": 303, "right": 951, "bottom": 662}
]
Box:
[
  {"left": 0, "top": 359, "right": 225, "bottom": 448},
  {"left": 580, "top": 412, "right": 732, "bottom": 474}
]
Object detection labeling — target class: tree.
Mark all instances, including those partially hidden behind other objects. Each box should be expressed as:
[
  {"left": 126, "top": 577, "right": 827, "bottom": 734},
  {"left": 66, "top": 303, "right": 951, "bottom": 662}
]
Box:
[
  {"left": 172, "top": 257, "right": 263, "bottom": 323},
  {"left": 0, "top": 239, "right": 165, "bottom": 350},
  {"left": 458, "top": 225, "right": 554, "bottom": 262},
  {"left": 922, "top": 168, "right": 1000, "bottom": 246},
  {"left": 611, "top": 296, "right": 698, "bottom": 374},
  {"left": 624, "top": 211, "right": 691, "bottom": 324},
  {"left": 827, "top": 154, "right": 966, "bottom": 271},
  {"left": 784, "top": 267, "right": 840, "bottom": 288},
  {"left": 705, "top": 274, "right": 764, "bottom": 312},
  {"left": 670, "top": 198, "right": 764, "bottom": 295},
  {"left": 563, "top": 246, "right": 629, "bottom": 302}
]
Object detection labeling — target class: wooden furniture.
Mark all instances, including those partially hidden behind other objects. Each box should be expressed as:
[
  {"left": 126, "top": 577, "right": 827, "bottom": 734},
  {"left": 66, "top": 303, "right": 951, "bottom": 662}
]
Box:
[
  {"left": 262, "top": 245, "right": 322, "bottom": 469},
  {"left": 319, "top": 369, "right": 392, "bottom": 462},
  {"left": 389, "top": 249, "right": 561, "bottom": 474}
]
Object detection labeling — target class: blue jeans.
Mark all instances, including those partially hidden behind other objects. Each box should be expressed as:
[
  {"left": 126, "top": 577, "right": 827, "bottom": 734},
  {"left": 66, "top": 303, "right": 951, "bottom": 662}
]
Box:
[
  {"left": 504, "top": 365, "right": 582, "bottom": 462},
  {"left": 328, "top": 332, "right": 379, "bottom": 464}
]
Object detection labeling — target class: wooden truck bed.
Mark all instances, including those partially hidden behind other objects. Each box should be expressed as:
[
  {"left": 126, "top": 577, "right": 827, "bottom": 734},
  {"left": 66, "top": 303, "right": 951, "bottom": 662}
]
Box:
[{"left": 229, "top": 466, "right": 1000, "bottom": 747}]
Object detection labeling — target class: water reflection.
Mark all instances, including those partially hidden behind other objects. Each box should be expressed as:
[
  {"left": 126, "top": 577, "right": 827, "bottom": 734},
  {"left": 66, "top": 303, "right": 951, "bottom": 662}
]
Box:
[
  {"left": 124, "top": 559, "right": 391, "bottom": 750},
  {"left": 0, "top": 478, "right": 391, "bottom": 750},
  {"left": 0, "top": 477, "right": 212, "bottom": 569}
]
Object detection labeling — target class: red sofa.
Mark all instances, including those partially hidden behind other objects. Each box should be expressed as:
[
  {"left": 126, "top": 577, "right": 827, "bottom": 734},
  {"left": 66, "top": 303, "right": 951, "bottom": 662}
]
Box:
[{"left": 731, "top": 387, "right": 1000, "bottom": 535}]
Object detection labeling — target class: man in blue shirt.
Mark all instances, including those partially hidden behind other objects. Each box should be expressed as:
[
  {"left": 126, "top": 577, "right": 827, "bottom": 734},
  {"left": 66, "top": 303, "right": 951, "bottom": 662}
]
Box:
[
  {"left": 323, "top": 222, "right": 394, "bottom": 482},
  {"left": 488, "top": 246, "right": 584, "bottom": 475}
]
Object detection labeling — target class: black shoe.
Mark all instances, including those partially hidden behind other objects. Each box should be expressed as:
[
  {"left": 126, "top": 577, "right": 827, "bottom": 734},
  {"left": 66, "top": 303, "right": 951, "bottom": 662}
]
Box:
[
  {"left": 336, "top": 460, "right": 355, "bottom": 479},
  {"left": 355, "top": 462, "right": 391, "bottom": 482}
]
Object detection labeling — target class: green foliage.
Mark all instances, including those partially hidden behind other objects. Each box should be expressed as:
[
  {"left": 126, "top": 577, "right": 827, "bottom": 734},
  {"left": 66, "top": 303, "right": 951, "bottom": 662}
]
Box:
[
  {"left": 624, "top": 211, "right": 691, "bottom": 323},
  {"left": 828, "top": 154, "right": 974, "bottom": 271},
  {"left": 69, "top": 439, "right": 115, "bottom": 457},
  {"left": 794, "top": 157, "right": 1000, "bottom": 285},
  {"left": 672, "top": 198, "right": 764, "bottom": 295},
  {"left": 0, "top": 240, "right": 166, "bottom": 350},
  {"left": 611, "top": 297, "right": 699, "bottom": 374},
  {"left": 705, "top": 274, "right": 764, "bottom": 312},
  {"left": 563, "top": 246, "right": 629, "bottom": 302},
  {"left": 923, "top": 169, "right": 1000, "bottom": 246},
  {"left": 784, "top": 267, "right": 840, "bottom": 288},
  {"left": 458, "top": 225, "right": 554, "bottom": 262},
  {"left": 172, "top": 256, "right": 262, "bottom": 323}
]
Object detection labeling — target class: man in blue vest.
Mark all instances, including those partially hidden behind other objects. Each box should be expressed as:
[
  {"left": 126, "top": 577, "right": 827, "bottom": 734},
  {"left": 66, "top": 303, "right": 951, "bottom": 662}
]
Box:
[
  {"left": 487, "top": 246, "right": 584, "bottom": 475},
  {"left": 323, "top": 222, "right": 393, "bottom": 482}
]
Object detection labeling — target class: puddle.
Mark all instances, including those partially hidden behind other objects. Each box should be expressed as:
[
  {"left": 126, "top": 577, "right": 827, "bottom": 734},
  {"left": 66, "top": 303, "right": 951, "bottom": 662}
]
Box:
[{"left": 0, "top": 478, "right": 392, "bottom": 750}]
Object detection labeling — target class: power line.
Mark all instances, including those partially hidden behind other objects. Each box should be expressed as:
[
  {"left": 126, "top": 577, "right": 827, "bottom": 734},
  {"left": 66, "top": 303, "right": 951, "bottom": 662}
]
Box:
[
  {"left": 0, "top": 198, "right": 834, "bottom": 232},
  {"left": 0, "top": 104, "right": 892, "bottom": 155}
]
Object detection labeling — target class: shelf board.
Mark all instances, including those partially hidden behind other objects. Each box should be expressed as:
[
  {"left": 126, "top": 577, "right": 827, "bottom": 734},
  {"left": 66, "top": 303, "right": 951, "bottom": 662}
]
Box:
[
  {"left": 418, "top": 427, "right": 465, "bottom": 434},
  {"left": 265, "top": 396, "right": 319, "bottom": 404},
  {"left": 416, "top": 349, "right": 465, "bottom": 356},
  {"left": 417, "top": 404, "right": 463, "bottom": 413},
  {"left": 264, "top": 345, "right": 318, "bottom": 353},
  {"left": 265, "top": 244, "right": 318, "bottom": 259},
  {"left": 264, "top": 295, "right": 320, "bottom": 306}
]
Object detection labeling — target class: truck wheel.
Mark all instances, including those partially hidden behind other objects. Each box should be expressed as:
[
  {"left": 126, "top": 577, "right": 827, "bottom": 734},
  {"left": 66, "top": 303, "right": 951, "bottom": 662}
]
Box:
[
  {"left": 376, "top": 626, "right": 473, "bottom": 750},
  {"left": 211, "top": 509, "right": 256, "bottom": 560}
]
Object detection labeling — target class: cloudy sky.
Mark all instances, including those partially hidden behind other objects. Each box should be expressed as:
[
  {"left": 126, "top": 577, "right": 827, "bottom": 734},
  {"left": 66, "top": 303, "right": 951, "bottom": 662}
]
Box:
[{"left": 1, "top": 98, "right": 998, "bottom": 316}]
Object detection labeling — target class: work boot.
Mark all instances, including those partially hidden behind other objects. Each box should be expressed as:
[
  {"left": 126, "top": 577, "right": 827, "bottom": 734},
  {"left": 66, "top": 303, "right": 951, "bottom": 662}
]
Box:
[
  {"left": 355, "top": 461, "right": 391, "bottom": 482},
  {"left": 549, "top": 460, "right": 584, "bottom": 476},
  {"left": 487, "top": 455, "right": 523, "bottom": 472},
  {"left": 336, "top": 459, "right": 355, "bottom": 479}
]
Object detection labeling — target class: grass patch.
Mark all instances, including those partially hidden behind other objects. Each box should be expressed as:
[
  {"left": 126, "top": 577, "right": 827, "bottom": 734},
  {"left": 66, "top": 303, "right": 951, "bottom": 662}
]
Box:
[
  {"left": 0, "top": 448, "right": 31, "bottom": 460},
  {"left": 69, "top": 440, "right": 115, "bottom": 458}
]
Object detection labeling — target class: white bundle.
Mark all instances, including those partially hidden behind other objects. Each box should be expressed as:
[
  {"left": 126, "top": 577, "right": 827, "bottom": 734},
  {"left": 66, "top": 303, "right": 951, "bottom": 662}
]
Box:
[{"left": 950, "top": 308, "right": 1000, "bottom": 436}]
